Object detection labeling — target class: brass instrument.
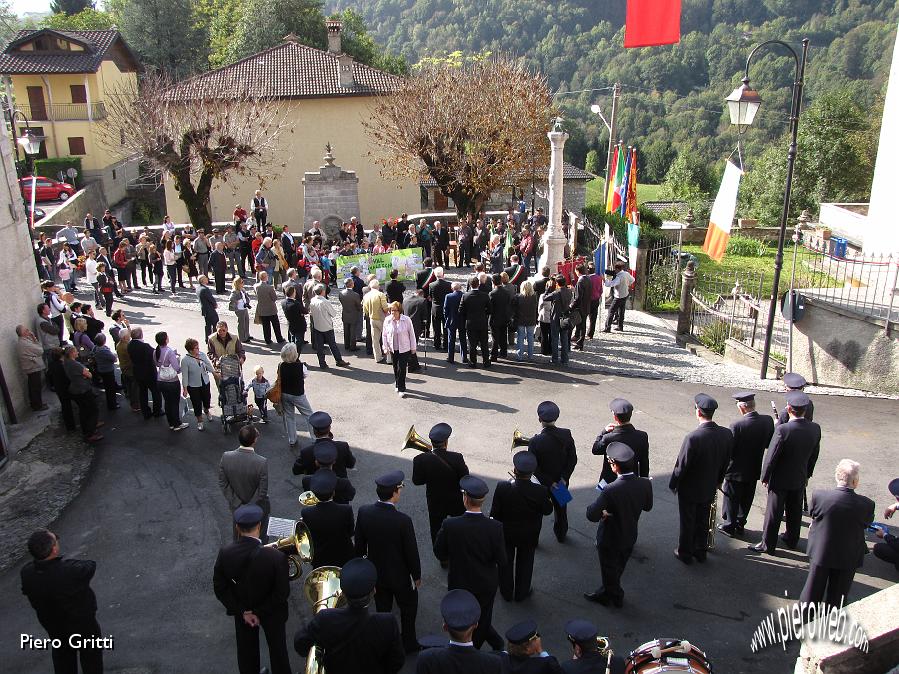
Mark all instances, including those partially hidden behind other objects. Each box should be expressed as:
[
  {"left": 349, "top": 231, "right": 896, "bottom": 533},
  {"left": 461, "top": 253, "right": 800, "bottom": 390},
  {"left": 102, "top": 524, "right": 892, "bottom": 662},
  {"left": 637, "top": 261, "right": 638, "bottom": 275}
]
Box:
[
  {"left": 299, "top": 491, "right": 319, "bottom": 507},
  {"left": 265, "top": 520, "right": 313, "bottom": 581},
  {"left": 304, "top": 566, "right": 346, "bottom": 674},
  {"left": 510, "top": 429, "right": 531, "bottom": 452},
  {"left": 402, "top": 425, "right": 432, "bottom": 453},
  {"left": 707, "top": 492, "right": 718, "bottom": 550}
]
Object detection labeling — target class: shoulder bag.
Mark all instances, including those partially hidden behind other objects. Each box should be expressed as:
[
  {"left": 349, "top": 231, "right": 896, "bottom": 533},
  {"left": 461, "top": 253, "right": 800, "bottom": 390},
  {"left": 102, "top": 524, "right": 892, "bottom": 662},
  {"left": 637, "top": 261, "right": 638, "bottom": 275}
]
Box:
[{"left": 266, "top": 363, "right": 282, "bottom": 405}]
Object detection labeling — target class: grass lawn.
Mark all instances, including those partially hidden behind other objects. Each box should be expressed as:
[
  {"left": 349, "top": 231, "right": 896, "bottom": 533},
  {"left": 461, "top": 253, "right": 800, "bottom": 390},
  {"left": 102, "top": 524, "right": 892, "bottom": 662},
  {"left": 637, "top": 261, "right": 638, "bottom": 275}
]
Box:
[{"left": 586, "top": 179, "right": 662, "bottom": 208}]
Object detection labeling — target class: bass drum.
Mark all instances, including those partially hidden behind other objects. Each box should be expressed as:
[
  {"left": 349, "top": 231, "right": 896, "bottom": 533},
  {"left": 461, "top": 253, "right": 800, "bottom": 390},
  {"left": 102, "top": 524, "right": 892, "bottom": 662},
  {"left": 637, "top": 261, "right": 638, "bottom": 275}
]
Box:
[{"left": 625, "top": 639, "right": 712, "bottom": 673}]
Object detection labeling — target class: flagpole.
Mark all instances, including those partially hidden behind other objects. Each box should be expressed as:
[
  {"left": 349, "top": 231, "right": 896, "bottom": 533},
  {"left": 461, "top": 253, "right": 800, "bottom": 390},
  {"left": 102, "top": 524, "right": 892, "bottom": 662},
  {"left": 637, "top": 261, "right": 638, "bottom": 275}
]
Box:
[{"left": 602, "top": 83, "right": 620, "bottom": 208}]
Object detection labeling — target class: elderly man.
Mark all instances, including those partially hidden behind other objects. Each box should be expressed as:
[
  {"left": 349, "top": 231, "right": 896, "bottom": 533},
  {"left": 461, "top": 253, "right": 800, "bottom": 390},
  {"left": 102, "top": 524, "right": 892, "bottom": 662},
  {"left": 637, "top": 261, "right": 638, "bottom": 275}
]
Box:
[
  {"left": 209, "top": 242, "right": 228, "bottom": 293},
  {"left": 254, "top": 237, "right": 276, "bottom": 283},
  {"left": 197, "top": 275, "right": 220, "bottom": 340},
  {"left": 223, "top": 226, "right": 240, "bottom": 279},
  {"left": 339, "top": 277, "right": 363, "bottom": 351},
  {"left": 363, "top": 279, "right": 389, "bottom": 363},
  {"left": 309, "top": 284, "right": 350, "bottom": 369},
  {"left": 17, "top": 325, "right": 48, "bottom": 411}
]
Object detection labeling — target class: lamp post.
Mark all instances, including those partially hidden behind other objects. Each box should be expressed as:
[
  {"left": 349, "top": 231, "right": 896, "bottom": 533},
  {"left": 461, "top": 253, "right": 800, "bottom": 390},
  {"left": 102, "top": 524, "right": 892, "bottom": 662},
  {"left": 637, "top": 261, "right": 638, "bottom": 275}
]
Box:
[
  {"left": 787, "top": 208, "right": 811, "bottom": 372},
  {"left": 726, "top": 38, "right": 809, "bottom": 379},
  {"left": 591, "top": 82, "right": 620, "bottom": 209},
  {"left": 10, "top": 110, "right": 45, "bottom": 230}
]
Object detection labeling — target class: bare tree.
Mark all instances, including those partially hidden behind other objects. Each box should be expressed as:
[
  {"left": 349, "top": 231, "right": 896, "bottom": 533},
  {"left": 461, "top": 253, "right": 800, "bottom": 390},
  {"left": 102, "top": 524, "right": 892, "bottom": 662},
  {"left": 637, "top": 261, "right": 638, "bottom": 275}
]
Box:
[
  {"left": 365, "top": 54, "right": 555, "bottom": 220},
  {"left": 98, "top": 75, "right": 293, "bottom": 229}
]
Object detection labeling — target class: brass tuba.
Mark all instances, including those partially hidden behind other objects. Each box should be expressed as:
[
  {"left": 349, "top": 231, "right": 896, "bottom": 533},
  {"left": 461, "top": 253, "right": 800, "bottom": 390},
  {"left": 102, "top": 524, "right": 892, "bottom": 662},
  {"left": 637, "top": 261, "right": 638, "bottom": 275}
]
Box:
[
  {"left": 265, "top": 520, "right": 313, "bottom": 581},
  {"left": 299, "top": 491, "right": 319, "bottom": 507},
  {"left": 402, "top": 425, "right": 432, "bottom": 453},
  {"left": 707, "top": 492, "right": 718, "bottom": 550},
  {"left": 510, "top": 429, "right": 532, "bottom": 452},
  {"left": 304, "top": 566, "right": 346, "bottom": 674}
]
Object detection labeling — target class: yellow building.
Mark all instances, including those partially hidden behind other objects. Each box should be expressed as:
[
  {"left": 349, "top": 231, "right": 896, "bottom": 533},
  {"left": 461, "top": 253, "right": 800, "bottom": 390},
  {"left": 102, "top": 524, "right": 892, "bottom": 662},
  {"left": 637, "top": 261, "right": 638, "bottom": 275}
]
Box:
[
  {"left": 0, "top": 28, "right": 141, "bottom": 205},
  {"left": 162, "top": 22, "right": 419, "bottom": 231}
]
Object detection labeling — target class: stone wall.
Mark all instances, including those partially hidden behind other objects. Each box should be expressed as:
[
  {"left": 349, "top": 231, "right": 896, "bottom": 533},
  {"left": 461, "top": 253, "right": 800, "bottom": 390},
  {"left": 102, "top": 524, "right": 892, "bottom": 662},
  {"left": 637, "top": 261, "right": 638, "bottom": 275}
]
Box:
[
  {"left": 33, "top": 180, "right": 107, "bottom": 235},
  {"left": 303, "top": 159, "right": 361, "bottom": 240}
]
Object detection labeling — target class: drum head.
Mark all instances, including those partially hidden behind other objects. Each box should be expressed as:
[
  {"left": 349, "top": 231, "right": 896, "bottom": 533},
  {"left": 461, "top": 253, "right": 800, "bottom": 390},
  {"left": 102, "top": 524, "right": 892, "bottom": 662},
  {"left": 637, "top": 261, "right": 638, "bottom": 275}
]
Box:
[{"left": 625, "top": 639, "right": 712, "bottom": 674}]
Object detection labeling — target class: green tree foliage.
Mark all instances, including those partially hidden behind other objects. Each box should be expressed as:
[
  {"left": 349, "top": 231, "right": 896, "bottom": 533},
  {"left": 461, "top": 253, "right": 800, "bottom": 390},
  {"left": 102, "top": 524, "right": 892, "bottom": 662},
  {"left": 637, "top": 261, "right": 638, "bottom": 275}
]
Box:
[
  {"left": 331, "top": 9, "right": 408, "bottom": 75},
  {"left": 41, "top": 8, "right": 114, "bottom": 30},
  {"left": 117, "top": 0, "right": 208, "bottom": 78},
  {"left": 50, "top": 0, "right": 93, "bottom": 15},
  {"left": 584, "top": 149, "right": 600, "bottom": 175},
  {"left": 227, "top": 0, "right": 326, "bottom": 64}
]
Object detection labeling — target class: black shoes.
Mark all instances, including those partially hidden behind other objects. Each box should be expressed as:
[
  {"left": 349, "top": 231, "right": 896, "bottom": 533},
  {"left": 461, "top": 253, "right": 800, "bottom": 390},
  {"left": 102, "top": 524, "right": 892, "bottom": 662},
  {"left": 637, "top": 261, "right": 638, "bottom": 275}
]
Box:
[
  {"left": 673, "top": 549, "right": 693, "bottom": 565},
  {"left": 717, "top": 524, "right": 736, "bottom": 538},
  {"left": 583, "top": 591, "right": 623, "bottom": 608}
]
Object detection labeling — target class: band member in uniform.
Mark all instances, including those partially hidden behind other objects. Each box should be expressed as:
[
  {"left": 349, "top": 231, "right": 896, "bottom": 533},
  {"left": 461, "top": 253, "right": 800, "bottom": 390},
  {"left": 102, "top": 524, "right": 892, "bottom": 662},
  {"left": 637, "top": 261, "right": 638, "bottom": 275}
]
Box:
[
  {"left": 799, "top": 459, "right": 875, "bottom": 607},
  {"left": 489, "top": 451, "right": 553, "bottom": 602},
  {"left": 591, "top": 398, "right": 649, "bottom": 487},
  {"left": 412, "top": 423, "right": 470, "bottom": 557},
  {"left": 561, "top": 620, "right": 626, "bottom": 674},
  {"left": 213, "top": 504, "right": 291, "bottom": 674},
  {"left": 778, "top": 372, "right": 815, "bottom": 424},
  {"left": 752, "top": 392, "right": 821, "bottom": 555},
  {"left": 435, "top": 476, "right": 507, "bottom": 651},
  {"left": 528, "top": 401, "right": 578, "bottom": 543},
  {"left": 415, "top": 589, "right": 504, "bottom": 673},
  {"left": 584, "top": 444, "right": 653, "bottom": 607},
  {"left": 873, "top": 478, "right": 899, "bottom": 572},
  {"left": 301, "top": 440, "right": 356, "bottom": 504},
  {"left": 355, "top": 470, "right": 423, "bottom": 653},
  {"left": 293, "top": 411, "right": 356, "bottom": 477},
  {"left": 500, "top": 620, "right": 564, "bottom": 673},
  {"left": 669, "top": 394, "right": 732, "bottom": 564},
  {"left": 21, "top": 529, "right": 105, "bottom": 674},
  {"left": 718, "top": 392, "right": 775, "bottom": 538},
  {"left": 459, "top": 275, "right": 492, "bottom": 368},
  {"left": 294, "top": 557, "right": 405, "bottom": 674},
  {"left": 301, "top": 470, "right": 355, "bottom": 569}
]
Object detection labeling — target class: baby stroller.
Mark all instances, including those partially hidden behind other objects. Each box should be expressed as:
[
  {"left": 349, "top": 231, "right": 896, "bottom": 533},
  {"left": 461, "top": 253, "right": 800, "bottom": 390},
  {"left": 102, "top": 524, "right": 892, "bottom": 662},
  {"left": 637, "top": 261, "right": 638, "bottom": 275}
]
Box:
[{"left": 217, "top": 355, "right": 258, "bottom": 433}]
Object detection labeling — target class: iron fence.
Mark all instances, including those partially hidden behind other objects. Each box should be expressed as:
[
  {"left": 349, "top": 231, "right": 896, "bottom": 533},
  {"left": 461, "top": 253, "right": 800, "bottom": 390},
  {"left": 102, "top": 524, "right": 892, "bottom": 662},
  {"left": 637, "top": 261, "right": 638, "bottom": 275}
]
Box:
[{"left": 644, "top": 230, "right": 681, "bottom": 311}]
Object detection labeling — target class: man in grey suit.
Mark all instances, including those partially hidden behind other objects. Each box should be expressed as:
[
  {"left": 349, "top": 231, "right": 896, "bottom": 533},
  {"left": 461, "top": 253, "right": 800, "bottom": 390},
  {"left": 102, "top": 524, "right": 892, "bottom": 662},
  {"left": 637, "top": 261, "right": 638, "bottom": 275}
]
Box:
[
  {"left": 339, "top": 277, "right": 363, "bottom": 351},
  {"left": 219, "top": 425, "right": 270, "bottom": 541}
]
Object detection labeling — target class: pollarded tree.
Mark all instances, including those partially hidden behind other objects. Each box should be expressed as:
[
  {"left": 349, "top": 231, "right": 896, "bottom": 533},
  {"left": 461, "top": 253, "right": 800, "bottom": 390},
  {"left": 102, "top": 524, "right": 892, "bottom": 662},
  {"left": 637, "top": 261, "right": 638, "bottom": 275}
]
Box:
[
  {"left": 365, "top": 54, "right": 555, "bottom": 221},
  {"left": 98, "top": 75, "right": 293, "bottom": 230}
]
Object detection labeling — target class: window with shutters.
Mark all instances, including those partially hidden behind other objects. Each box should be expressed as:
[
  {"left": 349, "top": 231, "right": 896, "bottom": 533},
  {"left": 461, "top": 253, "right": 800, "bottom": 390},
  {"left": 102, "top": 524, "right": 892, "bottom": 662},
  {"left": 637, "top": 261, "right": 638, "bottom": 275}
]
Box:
[{"left": 68, "top": 137, "right": 86, "bottom": 155}]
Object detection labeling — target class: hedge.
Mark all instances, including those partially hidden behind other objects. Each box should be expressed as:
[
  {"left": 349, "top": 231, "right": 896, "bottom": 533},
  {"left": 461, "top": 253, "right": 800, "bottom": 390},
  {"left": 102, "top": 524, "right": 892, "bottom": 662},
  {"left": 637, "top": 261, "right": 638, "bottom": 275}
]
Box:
[{"left": 33, "top": 157, "right": 83, "bottom": 187}]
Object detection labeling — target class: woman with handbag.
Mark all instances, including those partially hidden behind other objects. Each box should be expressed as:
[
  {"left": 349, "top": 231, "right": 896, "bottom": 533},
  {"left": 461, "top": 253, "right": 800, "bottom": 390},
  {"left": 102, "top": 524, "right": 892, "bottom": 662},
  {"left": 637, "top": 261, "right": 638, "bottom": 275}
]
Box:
[
  {"left": 381, "top": 301, "right": 417, "bottom": 398},
  {"left": 180, "top": 338, "right": 215, "bottom": 431},
  {"left": 229, "top": 277, "right": 253, "bottom": 342},
  {"left": 276, "top": 341, "right": 313, "bottom": 447},
  {"left": 154, "top": 331, "right": 188, "bottom": 431}
]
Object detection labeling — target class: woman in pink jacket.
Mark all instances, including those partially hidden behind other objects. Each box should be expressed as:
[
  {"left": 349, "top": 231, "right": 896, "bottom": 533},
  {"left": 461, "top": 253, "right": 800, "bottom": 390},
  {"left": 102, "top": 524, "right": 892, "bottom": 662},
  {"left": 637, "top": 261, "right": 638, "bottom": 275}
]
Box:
[{"left": 381, "top": 301, "right": 417, "bottom": 398}]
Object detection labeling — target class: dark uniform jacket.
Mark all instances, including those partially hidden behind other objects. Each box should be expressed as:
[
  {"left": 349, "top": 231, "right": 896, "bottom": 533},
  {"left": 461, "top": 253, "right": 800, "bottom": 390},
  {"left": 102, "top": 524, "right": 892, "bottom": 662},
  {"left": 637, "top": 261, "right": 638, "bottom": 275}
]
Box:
[
  {"left": 431, "top": 278, "right": 453, "bottom": 315},
  {"left": 294, "top": 603, "right": 404, "bottom": 674},
  {"left": 761, "top": 418, "right": 821, "bottom": 491},
  {"left": 127, "top": 338, "right": 158, "bottom": 382},
  {"left": 354, "top": 502, "right": 421, "bottom": 590},
  {"left": 198, "top": 285, "right": 218, "bottom": 317},
  {"left": 586, "top": 473, "right": 653, "bottom": 550},
  {"left": 807, "top": 487, "right": 874, "bottom": 570},
  {"left": 403, "top": 295, "right": 430, "bottom": 337},
  {"left": 592, "top": 424, "right": 649, "bottom": 485},
  {"left": 572, "top": 274, "right": 592, "bottom": 315},
  {"left": 412, "top": 449, "right": 469, "bottom": 516},
  {"left": 386, "top": 279, "right": 406, "bottom": 305},
  {"left": 778, "top": 398, "right": 815, "bottom": 425},
  {"left": 489, "top": 479, "right": 553, "bottom": 548},
  {"left": 459, "top": 289, "right": 491, "bottom": 330},
  {"left": 489, "top": 286, "right": 513, "bottom": 327},
  {"left": 416, "top": 268, "right": 435, "bottom": 294},
  {"left": 561, "top": 653, "right": 626, "bottom": 674},
  {"left": 302, "top": 468, "right": 356, "bottom": 504},
  {"left": 434, "top": 512, "right": 507, "bottom": 596},
  {"left": 294, "top": 437, "right": 356, "bottom": 478},
  {"left": 726, "top": 411, "right": 775, "bottom": 482},
  {"left": 500, "top": 652, "right": 564, "bottom": 673},
  {"left": 21, "top": 556, "right": 98, "bottom": 636},
  {"left": 533, "top": 276, "right": 550, "bottom": 298},
  {"left": 416, "top": 644, "right": 503, "bottom": 674},
  {"left": 669, "top": 422, "right": 733, "bottom": 503},
  {"left": 281, "top": 297, "right": 305, "bottom": 334},
  {"left": 300, "top": 501, "right": 355, "bottom": 569},
  {"left": 444, "top": 291, "right": 464, "bottom": 330},
  {"left": 213, "top": 537, "right": 289, "bottom": 620},
  {"left": 528, "top": 426, "right": 578, "bottom": 488}
]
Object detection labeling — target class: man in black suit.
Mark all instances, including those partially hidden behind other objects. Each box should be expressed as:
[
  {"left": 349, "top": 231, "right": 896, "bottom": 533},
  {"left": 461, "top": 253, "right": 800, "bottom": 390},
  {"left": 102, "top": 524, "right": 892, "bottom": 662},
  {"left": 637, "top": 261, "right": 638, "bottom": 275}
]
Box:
[
  {"left": 532, "top": 266, "right": 551, "bottom": 297},
  {"left": 489, "top": 451, "right": 553, "bottom": 602},
  {"left": 415, "top": 258, "right": 435, "bottom": 338},
  {"left": 459, "top": 275, "right": 491, "bottom": 368},
  {"left": 432, "top": 220, "right": 450, "bottom": 267},
  {"left": 213, "top": 504, "right": 291, "bottom": 674},
  {"left": 301, "top": 441, "right": 356, "bottom": 504},
  {"left": 669, "top": 393, "right": 733, "bottom": 564},
  {"left": 197, "top": 275, "right": 220, "bottom": 339},
  {"left": 429, "top": 267, "right": 452, "bottom": 351},
  {"left": 209, "top": 242, "right": 228, "bottom": 293},
  {"left": 488, "top": 273, "right": 511, "bottom": 360},
  {"left": 412, "top": 423, "right": 469, "bottom": 554},
  {"left": 799, "top": 459, "right": 875, "bottom": 608},
  {"left": 82, "top": 305, "right": 104, "bottom": 341},
  {"left": 280, "top": 224, "right": 296, "bottom": 267},
  {"left": 591, "top": 398, "right": 649, "bottom": 488},
  {"left": 295, "top": 558, "right": 405, "bottom": 674},
  {"left": 443, "top": 282, "right": 467, "bottom": 364},
  {"left": 300, "top": 470, "right": 355, "bottom": 569},
  {"left": 571, "top": 264, "right": 593, "bottom": 350},
  {"left": 416, "top": 589, "right": 503, "bottom": 673},
  {"left": 719, "top": 392, "right": 775, "bottom": 538},
  {"left": 873, "top": 477, "right": 899, "bottom": 572},
  {"left": 528, "top": 401, "right": 578, "bottom": 543},
  {"left": 561, "top": 620, "right": 626, "bottom": 674},
  {"left": 355, "top": 470, "right": 422, "bottom": 653},
  {"left": 293, "top": 411, "right": 356, "bottom": 477},
  {"left": 403, "top": 289, "right": 429, "bottom": 371},
  {"left": 503, "top": 254, "right": 526, "bottom": 291},
  {"left": 435, "top": 476, "right": 507, "bottom": 651},
  {"left": 585, "top": 444, "right": 653, "bottom": 608},
  {"left": 21, "top": 529, "right": 105, "bottom": 674},
  {"left": 281, "top": 285, "right": 306, "bottom": 350},
  {"left": 778, "top": 372, "right": 815, "bottom": 424},
  {"left": 386, "top": 269, "right": 406, "bottom": 305},
  {"left": 752, "top": 391, "right": 821, "bottom": 555},
  {"left": 127, "top": 326, "right": 162, "bottom": 419}
]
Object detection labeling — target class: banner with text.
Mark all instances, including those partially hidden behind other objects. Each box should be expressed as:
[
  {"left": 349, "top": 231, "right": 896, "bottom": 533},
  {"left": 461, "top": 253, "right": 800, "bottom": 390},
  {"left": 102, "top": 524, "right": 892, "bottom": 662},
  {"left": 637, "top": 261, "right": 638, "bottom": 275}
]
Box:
[{"left": 335, "top": 247, "right": 425, "bottom": 282}]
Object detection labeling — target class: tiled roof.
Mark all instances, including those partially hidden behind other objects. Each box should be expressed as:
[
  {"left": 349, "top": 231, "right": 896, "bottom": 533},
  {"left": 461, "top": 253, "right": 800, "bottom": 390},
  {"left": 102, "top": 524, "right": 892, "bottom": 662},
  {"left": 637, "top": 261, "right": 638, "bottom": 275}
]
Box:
[
  {"left": 419, "top": 162, "right": 593, "bottom": 188},
  {"left": 0, "top": 29, "right": 122, "bottom": 74},
  {"left": 166, "top": 41, "right": 401, "bottom": 100}
]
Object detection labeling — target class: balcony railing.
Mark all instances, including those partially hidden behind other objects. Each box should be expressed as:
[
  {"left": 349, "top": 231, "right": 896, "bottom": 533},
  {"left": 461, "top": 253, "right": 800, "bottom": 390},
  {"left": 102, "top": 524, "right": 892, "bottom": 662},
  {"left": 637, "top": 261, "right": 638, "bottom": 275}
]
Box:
[{"left": 13, "top": 101, "right": 107, "bottom": 122}]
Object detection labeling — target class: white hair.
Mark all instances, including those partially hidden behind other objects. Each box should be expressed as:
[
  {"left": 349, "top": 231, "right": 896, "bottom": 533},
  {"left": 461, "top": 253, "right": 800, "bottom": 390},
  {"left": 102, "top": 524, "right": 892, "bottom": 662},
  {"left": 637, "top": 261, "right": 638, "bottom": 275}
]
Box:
[
  {"left": 280, "top": 341, "right": 298, "bottom": 363},
  {"left": 263, "top": 237, "right": 272, "bottom": 245},
  {"left": 369, "top": 279, "right": 380, "bottom": 289},
  {"left": 434, "top": 267, "right": 445, "bottom": 278},
  {"left": 312, "top": 267, "right": 322, "bottom": 280},
  {"left": 451, "top": 282, "right": 462, "bottom": 291},
  {"left": 314, "top": 284, "right": 326, "bottom": 295},
  {"left": 835, "top": 459, "right": 860, "bottom": 488}
]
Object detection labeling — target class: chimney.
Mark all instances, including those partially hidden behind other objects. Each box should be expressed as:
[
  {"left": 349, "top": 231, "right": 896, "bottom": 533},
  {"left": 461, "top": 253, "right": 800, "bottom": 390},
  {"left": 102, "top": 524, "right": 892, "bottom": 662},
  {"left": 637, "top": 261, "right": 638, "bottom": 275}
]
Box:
[
  {"left": 326, "top": 20, "right": 342, "bottom": 54},
  {"left": 338, "top": 53, "right": 355, "bottom": 88}
]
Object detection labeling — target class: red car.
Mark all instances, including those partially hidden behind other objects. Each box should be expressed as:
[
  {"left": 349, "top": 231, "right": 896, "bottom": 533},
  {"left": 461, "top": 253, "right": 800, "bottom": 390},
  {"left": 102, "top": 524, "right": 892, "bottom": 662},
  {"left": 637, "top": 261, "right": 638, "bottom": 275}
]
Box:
[{"left": 19, "top": 176, "right": 75, "bottom": 202}]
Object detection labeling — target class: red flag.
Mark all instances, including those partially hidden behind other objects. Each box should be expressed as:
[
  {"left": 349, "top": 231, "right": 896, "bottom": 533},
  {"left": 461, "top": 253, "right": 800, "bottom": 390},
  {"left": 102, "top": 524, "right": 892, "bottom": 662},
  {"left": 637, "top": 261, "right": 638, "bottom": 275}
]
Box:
[{"left": 624, "top": 0, "right": 681, "bottom": 48}]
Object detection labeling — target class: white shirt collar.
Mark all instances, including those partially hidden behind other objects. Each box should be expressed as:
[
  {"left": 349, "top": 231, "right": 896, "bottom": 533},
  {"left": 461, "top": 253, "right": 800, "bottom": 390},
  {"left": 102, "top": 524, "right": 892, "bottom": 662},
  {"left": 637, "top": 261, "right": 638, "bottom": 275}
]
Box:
[{"left": 449, "top": 640, "right": 473, "bottom": 647}]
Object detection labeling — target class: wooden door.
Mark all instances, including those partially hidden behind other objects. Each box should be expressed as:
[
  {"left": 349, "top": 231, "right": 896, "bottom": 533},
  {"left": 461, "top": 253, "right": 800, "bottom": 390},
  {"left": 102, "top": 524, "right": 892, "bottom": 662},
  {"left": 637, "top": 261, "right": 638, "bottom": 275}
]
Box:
[{"left": 27, "top": 86, "right": 47, "bottom": 120}]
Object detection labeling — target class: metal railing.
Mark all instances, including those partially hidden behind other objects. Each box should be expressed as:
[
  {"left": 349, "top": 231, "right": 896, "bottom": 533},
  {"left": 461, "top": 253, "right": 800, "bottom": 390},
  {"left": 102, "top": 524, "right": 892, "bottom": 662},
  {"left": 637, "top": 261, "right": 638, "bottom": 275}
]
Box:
[
  {"left": 13, "top": 101, "right": 107, "bottom": 121},
  {"left": 644, "top": 230, "right": 680, "bottom": 311}
]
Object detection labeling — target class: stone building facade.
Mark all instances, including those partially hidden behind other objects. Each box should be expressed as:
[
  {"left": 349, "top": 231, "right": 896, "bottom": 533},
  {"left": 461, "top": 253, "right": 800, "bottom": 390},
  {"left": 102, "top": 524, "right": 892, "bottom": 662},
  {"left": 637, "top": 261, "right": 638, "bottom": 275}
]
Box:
[{"left": 302, "top": 146, "right": 361, "bottom": 238}]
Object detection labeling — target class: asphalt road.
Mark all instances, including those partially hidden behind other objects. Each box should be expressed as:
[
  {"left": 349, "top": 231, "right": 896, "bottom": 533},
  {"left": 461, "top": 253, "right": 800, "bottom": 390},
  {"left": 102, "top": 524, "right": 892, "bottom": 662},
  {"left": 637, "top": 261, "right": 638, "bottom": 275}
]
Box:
[{"left": 1, "top": 294, "right": 896, "bottom": 673}]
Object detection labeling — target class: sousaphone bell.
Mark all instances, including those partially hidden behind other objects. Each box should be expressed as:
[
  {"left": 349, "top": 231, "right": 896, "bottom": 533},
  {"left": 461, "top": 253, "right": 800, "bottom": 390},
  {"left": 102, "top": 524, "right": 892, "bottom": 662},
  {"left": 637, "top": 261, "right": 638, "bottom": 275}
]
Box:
[
  {"left": 511, "top": 428, "right": 532, "bottom": 452},
  {"left": 402, "top": 425, "right": 432, "bottom": 453},
  {"left": 304, "top": 566, "right": 346, "bottom": 674},
  {"left": 265, "top": 520, "right": 313, "bottom": 581}
]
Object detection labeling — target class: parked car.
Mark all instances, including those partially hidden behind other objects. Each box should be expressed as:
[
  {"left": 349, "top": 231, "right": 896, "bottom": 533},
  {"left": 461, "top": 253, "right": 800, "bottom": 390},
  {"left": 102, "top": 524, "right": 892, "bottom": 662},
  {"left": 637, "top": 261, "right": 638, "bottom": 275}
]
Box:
[{"left": 19, "top": 176, "right": 75, "bottom": 202}]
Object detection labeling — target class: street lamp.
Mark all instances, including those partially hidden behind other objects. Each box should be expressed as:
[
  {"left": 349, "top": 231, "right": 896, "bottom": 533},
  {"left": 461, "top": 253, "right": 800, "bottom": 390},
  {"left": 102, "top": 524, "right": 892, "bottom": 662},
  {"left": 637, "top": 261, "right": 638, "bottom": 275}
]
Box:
[
  {"left": 590, "top": 82, "right": 620, "bottom": 211},
  {"left": 727, "top": 38, "right": 810, "bottom": 379},
  {"left": 10, "top": 110, "right": 45, "bottom": 229},
  {"left": 787, "top": 208, "right": 811, "bottom": 372}
]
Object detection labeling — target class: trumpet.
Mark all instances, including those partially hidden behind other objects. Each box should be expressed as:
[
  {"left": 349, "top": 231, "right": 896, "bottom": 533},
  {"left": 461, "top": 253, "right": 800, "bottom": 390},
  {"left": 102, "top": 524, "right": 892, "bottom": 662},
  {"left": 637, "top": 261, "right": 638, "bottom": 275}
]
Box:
[
  {"left": 510, "top": 429, "right": 531, "bottom": 452},
  {"left": 299, "top": 491, "right": 319, "bottom": 507},
  {"left": 265, "top": 520, "right": 313, "bottom": 581},
  {"left": 304, "top": 566, "right": 345, "bottom": 674},
  {"left": 402, "top": 425, "right": 432, "bottom": 453}
]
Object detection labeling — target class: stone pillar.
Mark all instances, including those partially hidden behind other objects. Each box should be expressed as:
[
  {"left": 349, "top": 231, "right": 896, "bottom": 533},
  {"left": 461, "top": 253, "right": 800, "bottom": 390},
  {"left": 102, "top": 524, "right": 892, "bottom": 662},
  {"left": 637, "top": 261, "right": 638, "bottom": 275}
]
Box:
[
  {"left": 677, "top": 261, "right": 697, "bottom": 336},
  {"left": 538, "top": 122, "right": 569, "bottom": 273},
  {"left": 632, "top": 240, "right": 650, "bottom": 311}
]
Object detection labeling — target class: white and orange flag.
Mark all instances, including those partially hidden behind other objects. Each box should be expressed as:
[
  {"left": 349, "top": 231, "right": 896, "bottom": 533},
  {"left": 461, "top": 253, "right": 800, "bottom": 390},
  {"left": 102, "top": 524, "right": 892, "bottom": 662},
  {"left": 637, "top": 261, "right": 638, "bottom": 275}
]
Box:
[{"left": 702, "top": 160, "right": 743, "bottom": 262}]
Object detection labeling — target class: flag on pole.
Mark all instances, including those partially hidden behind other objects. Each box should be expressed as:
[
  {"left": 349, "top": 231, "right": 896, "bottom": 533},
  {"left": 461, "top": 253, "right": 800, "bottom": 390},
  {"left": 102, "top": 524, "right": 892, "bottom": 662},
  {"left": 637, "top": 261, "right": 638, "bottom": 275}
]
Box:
[
  {"left": 505, "top": 226, "right": 514, "bottom": 258},
  {"left": 624, "top": 0, "right": 682, "bottom": 48},
  {"left": 618, "top": 147, "right": 632, "bottom": 218},
  {"left": 624, "top": 147, "right": 639, "bottom": 224},
  {"left": 609, "top": 144, "right": 627, "bottom": 213},
  {"left": 702, "top": 160, "right": 743, "bottom": 262},
  {"left": 605, "top": 145, "right": 619, "bottom": 213}
]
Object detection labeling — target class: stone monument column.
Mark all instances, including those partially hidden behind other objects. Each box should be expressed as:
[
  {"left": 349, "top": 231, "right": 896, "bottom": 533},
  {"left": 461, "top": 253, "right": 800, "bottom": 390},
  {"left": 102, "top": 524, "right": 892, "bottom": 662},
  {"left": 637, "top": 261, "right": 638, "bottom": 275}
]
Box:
[{"left": 538, "top": 119, "right": 569, "bottom": 273}]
